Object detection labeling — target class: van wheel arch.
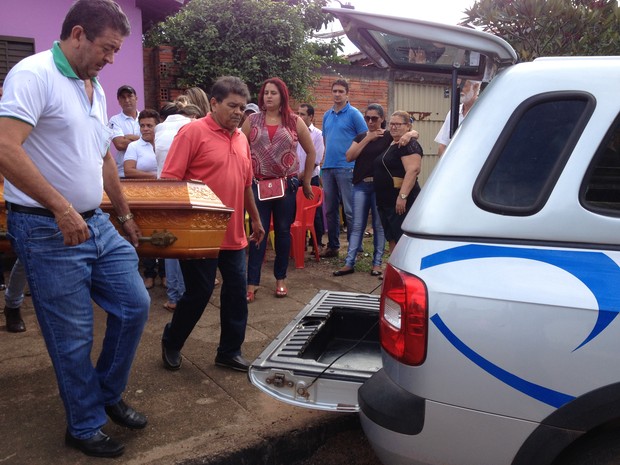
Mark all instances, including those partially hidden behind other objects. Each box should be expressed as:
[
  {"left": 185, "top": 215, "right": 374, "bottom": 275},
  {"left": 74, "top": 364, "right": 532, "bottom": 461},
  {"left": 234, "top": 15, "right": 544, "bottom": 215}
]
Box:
[
  {"left": 512, "top": 383, "right": 620, "bottom": 465},
  {"left": 552, "top": 430, "right": 620, "bottom": 465}
]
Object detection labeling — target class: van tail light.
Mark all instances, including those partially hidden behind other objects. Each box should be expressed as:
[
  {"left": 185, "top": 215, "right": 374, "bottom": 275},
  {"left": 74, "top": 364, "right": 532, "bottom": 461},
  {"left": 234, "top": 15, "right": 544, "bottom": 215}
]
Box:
[{"left": 380, "top": 264, "right": 428, "bottom": 366}]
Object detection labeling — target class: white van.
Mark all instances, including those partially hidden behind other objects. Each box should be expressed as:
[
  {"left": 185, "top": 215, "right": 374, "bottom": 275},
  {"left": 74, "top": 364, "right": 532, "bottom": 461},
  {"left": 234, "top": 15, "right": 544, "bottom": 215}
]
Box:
[{"left": 250, "top": 8, "right": 620, "bottom": 465}]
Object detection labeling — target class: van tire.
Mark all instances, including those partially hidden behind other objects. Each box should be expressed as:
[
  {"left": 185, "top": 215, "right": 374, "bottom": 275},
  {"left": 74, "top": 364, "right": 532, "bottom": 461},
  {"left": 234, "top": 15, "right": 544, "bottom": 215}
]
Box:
[{"left": 555, "top": 431, "right": 620, "bottom": 465}]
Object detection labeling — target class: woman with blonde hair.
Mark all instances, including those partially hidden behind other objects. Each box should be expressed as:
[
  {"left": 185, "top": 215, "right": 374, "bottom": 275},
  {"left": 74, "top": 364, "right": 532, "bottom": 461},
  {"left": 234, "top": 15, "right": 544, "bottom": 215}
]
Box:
[
  {"left": 182, "top": 87, "right": 210, "bottom": 116},
  {"left": 373, "top": 110, "right": 423, "bottom": 251}
]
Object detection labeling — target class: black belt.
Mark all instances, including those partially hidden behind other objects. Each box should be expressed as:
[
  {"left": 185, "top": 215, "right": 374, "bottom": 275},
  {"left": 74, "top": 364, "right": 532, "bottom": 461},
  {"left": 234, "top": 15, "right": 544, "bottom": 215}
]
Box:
[{"left": 6, "top": 202, "right": 96, "bottom": 220}]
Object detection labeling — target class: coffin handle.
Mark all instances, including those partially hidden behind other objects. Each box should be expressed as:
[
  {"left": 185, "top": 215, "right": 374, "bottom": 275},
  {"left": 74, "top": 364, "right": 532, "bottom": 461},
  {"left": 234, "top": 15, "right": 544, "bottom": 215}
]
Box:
[{"left": 139, "top": 230, "right": 178, "bottom": 248}]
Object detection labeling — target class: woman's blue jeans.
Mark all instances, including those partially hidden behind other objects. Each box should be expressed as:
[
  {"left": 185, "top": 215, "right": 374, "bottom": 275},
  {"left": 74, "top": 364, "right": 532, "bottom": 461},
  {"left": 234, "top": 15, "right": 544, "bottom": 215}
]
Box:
[
  {"left": 247, "top": 182, "right": 296, "bottom": 286},
  {"left": 344, "top": 182, "right": 385, "bottom": 268},
  {"left": 8, "top": 209, "right": 150, "bottom": 439},
  {"left": 165, "top": 258, "right": 185, "bottom": 303}
]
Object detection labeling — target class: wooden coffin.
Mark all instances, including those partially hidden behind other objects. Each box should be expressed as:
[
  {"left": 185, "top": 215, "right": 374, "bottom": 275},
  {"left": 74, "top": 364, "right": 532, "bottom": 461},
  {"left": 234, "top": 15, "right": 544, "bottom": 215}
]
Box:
[
  {"left": 101, "top": 179, "right": 233, "bottom": 259},
  {"left": 0, "top": 180, "right": 233, "bottom": 259}
]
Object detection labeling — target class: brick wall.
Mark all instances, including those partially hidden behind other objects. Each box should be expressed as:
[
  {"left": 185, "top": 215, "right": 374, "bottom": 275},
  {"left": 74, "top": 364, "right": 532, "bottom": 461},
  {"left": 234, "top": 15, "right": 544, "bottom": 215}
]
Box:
[
  {"left": 142, "top": 48, "right": 392, "bottom": 120},
  {"left": 143, "top": 46, "right": 185, "bottom": 112},
  {"left": 303, "top": 66, "right": 390, "bottom": 130}
]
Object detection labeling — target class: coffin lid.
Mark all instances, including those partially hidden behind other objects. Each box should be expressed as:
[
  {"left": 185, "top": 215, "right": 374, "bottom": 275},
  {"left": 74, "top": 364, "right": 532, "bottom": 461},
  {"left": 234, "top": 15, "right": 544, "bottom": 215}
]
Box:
[{"left": 101, "top": 179, "right": 234, "bottom": 213}]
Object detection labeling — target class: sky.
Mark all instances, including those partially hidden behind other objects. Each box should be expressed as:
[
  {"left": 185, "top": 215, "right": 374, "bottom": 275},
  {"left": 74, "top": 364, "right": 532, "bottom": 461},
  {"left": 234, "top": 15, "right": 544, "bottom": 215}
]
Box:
[{"left": 321, "top": 0, "right": 477, "bottom": 54}]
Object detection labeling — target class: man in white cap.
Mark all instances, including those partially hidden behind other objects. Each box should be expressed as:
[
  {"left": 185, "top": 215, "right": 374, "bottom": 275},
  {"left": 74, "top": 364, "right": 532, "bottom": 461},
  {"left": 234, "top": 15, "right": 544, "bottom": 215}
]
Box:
[{"left": 239, "top": 102, "right": 259, "bottom": 127}]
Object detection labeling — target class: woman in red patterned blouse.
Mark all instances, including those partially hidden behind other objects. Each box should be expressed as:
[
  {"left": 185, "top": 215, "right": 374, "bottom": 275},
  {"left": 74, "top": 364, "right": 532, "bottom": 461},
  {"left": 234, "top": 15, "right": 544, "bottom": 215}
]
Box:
[{"left": 242, "top": 77, "right": 316, "bottom": 302}]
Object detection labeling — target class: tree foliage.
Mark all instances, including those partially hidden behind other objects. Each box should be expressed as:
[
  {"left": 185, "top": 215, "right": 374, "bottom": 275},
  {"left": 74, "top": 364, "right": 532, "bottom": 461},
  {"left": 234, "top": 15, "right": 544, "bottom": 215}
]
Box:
[
  {"left": 461, "top": 0, "right": 620, "bottom": 61},
  {"left": 144, "top": 0, "right": 344, "bottom": 100}
]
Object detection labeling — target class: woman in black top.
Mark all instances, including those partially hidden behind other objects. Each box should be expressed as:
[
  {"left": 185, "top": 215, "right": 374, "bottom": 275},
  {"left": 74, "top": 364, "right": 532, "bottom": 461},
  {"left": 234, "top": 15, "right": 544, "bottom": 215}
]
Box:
[
  {"left": 373, "top": 110, "right": 423, "bottom": 250},
  {"left": 333, "top": 105, "right": 418, "bottom": 277}
]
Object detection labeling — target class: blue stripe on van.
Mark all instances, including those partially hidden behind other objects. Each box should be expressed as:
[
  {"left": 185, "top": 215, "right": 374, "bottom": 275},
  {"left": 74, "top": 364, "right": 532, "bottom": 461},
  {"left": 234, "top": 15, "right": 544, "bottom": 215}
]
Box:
[
  {"left": 421, "top": 244, "right": 620, "bottom": 350},
  {"left": 431, "top": 313, "right": 575, "bottom": 408}
]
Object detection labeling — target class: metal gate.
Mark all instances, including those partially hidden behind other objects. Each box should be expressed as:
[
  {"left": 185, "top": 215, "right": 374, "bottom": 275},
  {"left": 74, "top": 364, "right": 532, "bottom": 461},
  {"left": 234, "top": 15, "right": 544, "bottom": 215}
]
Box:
[{"left": 392, "top": 81, "right": 451, "bottom": 185}]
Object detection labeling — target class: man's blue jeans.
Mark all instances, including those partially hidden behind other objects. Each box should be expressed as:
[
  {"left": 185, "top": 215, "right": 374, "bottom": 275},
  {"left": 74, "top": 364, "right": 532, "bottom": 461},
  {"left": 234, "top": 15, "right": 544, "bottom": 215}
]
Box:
[
  {"left": 8, "top": 209, "right": 150, "bottom": 439},
  {"left": 322, "top": 168, "right": 354, "bottom": 250},
  {"left": 344, "top": 182, "right": 385, "bottom": 268},
  {"left": 163, "top": 249, "right": 247, "bottom": 357}
]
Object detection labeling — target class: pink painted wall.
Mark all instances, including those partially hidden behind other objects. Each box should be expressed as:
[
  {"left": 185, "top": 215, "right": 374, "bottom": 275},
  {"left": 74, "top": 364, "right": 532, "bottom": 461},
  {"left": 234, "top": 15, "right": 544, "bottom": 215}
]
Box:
[{"left": 0, "top": 0, "right": 144, "bottom": 119}]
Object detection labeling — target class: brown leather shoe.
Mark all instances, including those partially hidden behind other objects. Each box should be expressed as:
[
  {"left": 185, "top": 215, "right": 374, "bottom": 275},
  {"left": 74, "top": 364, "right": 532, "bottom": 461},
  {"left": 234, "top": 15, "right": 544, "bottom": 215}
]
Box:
[{"left": 4, "top": 307, "right": 25, "bottom": 333}]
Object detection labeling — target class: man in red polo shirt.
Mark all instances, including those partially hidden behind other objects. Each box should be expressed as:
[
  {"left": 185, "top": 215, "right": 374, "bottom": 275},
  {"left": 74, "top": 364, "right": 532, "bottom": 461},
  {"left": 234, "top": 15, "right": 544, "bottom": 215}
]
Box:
[{"left": 160, "top": 76, "right": 264, "bottom": 372}]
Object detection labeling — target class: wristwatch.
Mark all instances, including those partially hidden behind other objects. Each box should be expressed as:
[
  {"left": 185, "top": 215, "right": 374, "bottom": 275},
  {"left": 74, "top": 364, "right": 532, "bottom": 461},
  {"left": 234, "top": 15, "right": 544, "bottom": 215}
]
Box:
[
  {"left": 399, "top": 193, "right": 408, "bottom": 200},
  {"left": 117, "top": 212, "right": 134, "bottom": 224}
]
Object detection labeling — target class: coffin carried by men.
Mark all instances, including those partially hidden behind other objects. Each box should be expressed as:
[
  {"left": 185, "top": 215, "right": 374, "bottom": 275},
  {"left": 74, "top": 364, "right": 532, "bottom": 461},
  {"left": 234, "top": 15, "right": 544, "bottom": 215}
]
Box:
[
  {"left": 0, "top": 179, "right": 233, "bottom": 259},
  {"left": 101, "top": 179, "right": 233, "bottom": 259}
]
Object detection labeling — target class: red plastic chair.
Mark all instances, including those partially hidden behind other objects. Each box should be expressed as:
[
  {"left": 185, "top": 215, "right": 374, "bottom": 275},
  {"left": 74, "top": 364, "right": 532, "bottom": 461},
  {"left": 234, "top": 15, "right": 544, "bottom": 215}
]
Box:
[{"left": 290, "top": 185, "right": 323, "bottom": 269}]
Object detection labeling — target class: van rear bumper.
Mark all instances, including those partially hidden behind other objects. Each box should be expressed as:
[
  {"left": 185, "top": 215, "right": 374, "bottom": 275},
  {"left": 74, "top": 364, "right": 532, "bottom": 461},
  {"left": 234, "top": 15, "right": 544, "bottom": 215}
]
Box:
[{"left": 358, "top": 368, "right": 426, "bottom": 435}]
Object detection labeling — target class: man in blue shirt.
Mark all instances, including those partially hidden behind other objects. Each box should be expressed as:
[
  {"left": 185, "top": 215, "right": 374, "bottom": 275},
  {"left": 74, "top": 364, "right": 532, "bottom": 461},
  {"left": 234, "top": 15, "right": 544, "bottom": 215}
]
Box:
[{"left": 321, "top": 79, "right": 367, "bottom": 257}]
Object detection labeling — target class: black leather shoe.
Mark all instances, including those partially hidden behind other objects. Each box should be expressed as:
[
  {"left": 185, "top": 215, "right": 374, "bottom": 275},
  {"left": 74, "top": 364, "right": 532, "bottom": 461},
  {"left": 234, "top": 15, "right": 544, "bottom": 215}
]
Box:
[
  {"left": 105, "top": 399, "right": 147, "bottom": 429},
  {"left": 215, "top": 353, "right": 250, "bottom": 372},
  {"left": 65, "top": 430, "right": 124, "bottom": 458},
  {"left": 162, "top": 340, "right": 182, "bottom": 371},
  {"left": 333, "top": 268, "right": 355, "bottom": 277},
  {"left": 321, "top": 248, "right": 339, "bottom": 258},
  {"left": 4, "top": 306, "right": 25, "bottom": 333}
]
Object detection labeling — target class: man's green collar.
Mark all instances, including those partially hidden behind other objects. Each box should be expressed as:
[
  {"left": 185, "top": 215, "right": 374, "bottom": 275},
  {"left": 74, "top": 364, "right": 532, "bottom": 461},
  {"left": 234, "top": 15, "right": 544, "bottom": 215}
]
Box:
[{"left": 51, "top": 41, "right": 99, "bottom": 85}]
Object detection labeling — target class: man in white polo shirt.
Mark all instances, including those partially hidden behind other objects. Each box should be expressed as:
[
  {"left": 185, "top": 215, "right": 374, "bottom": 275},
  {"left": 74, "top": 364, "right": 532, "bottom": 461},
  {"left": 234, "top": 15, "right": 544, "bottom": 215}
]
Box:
[
  {"left": 0, "top": 0, "right": 150, "bottom": 458},
  {"left": 108, "top": 84, "right": 140, "bottom": 177}
]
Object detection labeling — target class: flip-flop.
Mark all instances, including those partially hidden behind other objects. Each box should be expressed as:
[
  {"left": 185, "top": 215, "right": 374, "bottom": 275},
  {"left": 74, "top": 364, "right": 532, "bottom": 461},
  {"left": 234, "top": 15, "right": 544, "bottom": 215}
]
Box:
[
  {"left": 275, "top": 286, "right": 288, "bottom": 298},
  {"left": 163, "top": 302, "right": 176, "bottom": 312}
]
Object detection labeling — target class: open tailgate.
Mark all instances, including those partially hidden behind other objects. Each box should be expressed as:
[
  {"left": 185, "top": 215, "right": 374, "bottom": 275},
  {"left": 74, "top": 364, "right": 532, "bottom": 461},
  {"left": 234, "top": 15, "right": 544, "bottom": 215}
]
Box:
[{"left": 249, "top": 290, "right": 381, "bottom": 412}]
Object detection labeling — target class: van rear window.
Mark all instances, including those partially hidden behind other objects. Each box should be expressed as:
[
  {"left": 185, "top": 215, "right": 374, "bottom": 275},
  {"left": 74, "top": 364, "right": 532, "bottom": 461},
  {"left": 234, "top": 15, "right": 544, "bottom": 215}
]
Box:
[
  {"left": 582, "top": 118, "right": 620, "bottom": 216},
  {"left": 474, "top": 93, "right": 593, "bottom": 216}
]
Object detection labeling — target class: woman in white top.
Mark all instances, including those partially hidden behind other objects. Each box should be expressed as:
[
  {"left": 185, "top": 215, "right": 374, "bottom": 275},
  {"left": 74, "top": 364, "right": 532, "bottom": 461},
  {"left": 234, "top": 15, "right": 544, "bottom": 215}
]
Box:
[
  {"left": 155, "top": 103, "right": 203, "bottom": 177},
  {"left": 123, "top": 109, "right": 160, "bottom": 179},
  {"left": 153, "top": 102, "right": 204, "bottom": 309}
]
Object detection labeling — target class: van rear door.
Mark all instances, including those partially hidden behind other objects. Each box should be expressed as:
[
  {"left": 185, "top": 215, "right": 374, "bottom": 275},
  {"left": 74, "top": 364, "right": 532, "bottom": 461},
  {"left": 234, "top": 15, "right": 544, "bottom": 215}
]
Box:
[{"left": 323, "top": 7, "right": 517, "bottom": 80}]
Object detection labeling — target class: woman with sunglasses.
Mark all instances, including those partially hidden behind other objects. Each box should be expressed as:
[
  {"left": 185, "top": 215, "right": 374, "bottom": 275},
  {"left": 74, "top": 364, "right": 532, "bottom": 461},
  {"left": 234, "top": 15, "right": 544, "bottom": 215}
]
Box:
[
  {"left": 333, "top": 104, "right": 416, "bottom": 277},
  {"left": 373, "top": 111, "right": 423, "bottom": 251}
]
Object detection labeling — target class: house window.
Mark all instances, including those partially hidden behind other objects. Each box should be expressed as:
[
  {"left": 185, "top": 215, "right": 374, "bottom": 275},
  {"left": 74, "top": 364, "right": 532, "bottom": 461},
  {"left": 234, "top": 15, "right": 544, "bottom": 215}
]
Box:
[{"left": 0, "top": 36, "right": 35, "bottom": 84}]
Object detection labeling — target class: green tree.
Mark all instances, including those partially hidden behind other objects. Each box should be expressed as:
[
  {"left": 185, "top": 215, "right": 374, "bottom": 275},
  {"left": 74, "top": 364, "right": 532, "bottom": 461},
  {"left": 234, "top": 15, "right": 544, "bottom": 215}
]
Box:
[
  {"left": 144, "top": 0, "right": 343, "bottom": 100},
  {"left": 461, "top": 0, "right": 620, "bottom": 61}
]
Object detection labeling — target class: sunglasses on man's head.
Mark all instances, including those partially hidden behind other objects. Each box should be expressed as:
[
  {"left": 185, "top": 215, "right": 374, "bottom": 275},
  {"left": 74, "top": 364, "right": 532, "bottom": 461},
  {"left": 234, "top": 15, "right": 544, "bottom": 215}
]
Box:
[{"left": 364, "top": 115, "right": 380, "bottom": 122}]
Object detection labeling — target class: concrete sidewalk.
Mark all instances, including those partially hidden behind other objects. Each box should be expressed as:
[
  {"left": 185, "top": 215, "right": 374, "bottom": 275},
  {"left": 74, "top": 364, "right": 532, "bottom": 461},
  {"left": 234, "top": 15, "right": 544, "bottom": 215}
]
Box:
[{"left": 0, "top": 244, "right": 384, "bottom": 464}]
